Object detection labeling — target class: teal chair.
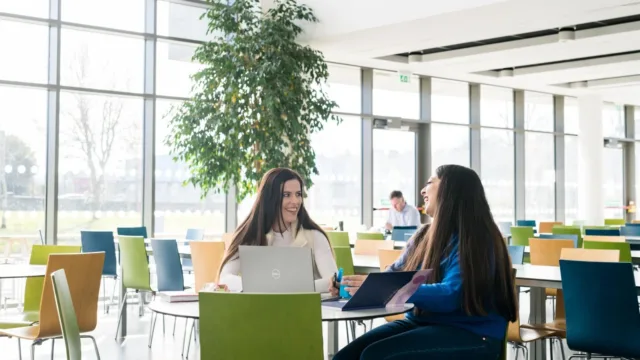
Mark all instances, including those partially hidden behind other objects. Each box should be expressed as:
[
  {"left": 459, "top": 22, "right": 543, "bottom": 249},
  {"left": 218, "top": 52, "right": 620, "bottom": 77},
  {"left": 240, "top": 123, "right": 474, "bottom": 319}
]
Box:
[
  {"left": 333, "top": 246, "right": 355, "bottom": 275},
  {"left": 51, "top": 269, "right": 83, "bottom": 360},
  {"left": 356, "top": 232, "right": 385, "bottom": 240},
  {"left": 327, "top": 231, "right": 350, "bottom": 247},
  {"left": 552, "top": 226, "right": 583, "bottom": 248},
  {"left": 199, "top": 292, "right": 323, "bottom": 360},
  {"left": 584, "top": 241, "right": 632, "bottom": 263}
]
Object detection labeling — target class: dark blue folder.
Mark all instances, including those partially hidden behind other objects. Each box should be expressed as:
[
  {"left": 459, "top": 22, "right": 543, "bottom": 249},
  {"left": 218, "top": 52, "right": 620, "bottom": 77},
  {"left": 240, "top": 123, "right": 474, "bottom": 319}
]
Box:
[{"left": 323, "top": 271, "right": 418, "bottom": 311}]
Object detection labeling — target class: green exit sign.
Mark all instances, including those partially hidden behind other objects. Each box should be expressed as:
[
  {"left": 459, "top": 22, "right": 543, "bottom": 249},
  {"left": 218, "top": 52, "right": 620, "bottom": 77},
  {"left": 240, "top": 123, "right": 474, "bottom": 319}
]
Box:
[{"left": 398, "top": 71, "right": 412, "bottom": 83}]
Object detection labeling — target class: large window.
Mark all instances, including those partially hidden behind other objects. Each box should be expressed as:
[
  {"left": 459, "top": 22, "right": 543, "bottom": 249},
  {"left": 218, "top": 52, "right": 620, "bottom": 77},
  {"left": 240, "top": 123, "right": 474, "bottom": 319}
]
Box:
[
  {"left": 57, "top": 92, "right": 143, "bottom": 243},
  {"left": 525, "top": 133, "right": 555, "bottom": 221},
  {"left": 326, "top": 63, "right": 361, "bottom": 114},
  {"left": 603, "top": 147, "right": 624, "bottom": 219},
  {"left": 0, "top": 0, "right": 48, "bottom": 18},
  {"left": 155, "top": 101, "right": 226, "bottom": 238},
  {"left": 635, "top": 107, "right": 640, "bottom": 139},
  {"left": 481, "top": 85, "right": 513, "bottom": 128},
  {"left": 0, "top": 20, "right": 49, "bottom": 84},
  {"left": 157, "top": 0, "right": 214, "bottom": 42},
  {"left": 603, "top": 103, "right": 625, "bottom": 138},
  {"left": 0, "top": 87, "right": 48, "bottom": 236},
  {"left": 432, "top": 79, "right": 469, "bottom": 124},
  {"left": 373, "top": 130, "right": 416, "bottom": 228},
  {"left": 525, "top": 92, "right": 554, "bottom": 132},
  {"left": 62, "top": 0, "right": 145, "bottom": 32},
  {"left": 156, "top": 42, "right": 203, "bottom": 98},
  {"left": 564, "top": 97, "right": 579, "bottom": 135},
  {"left": 565, "top": 136, "right": 578, "bottom": 223},
  {"left": 372, "top": 70, "right": 419, "bottom": 120},
  {"left": 481, "top": 129, "right": 514, "bottom": 222},
  {"left": 431, "top": 124, "right": 470, "bottom": 171}
]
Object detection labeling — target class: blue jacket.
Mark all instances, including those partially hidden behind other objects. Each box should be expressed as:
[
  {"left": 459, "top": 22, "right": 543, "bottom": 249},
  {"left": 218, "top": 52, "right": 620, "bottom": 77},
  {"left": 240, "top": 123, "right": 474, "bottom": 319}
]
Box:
[{"left": 387, "top": 235, "right": 507, "bottom": 340}]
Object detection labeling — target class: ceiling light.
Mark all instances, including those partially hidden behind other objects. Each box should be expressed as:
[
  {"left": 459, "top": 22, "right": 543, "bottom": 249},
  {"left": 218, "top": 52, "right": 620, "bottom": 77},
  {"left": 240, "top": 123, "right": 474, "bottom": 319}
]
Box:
[
  {"left": 558, "top": 29, "right": 575, "bottom": 42},
  {"left": 498, "top": 69, "right": 514, "bottom": 77},
  {"left": 407, "top": 54, "right": 422, "bottom": 63},
  {"left": 569, "top": 81, "right": 587, "bottom": 89}
]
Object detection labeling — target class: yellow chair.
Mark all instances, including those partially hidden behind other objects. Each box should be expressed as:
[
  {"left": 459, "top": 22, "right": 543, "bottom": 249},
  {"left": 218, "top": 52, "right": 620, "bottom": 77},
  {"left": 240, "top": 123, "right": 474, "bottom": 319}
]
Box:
[
  {"left": 539, "top": 222, "right": 563, "bottom": 234},
  {"left": 190, "top": 241, "right": 226, "bottom": 292},
  {"left": 583, "top": 235, "right": 626, "bottom": 243},
  {"left": 353, "top": 240, "right": 393, "bottom": 256},
  {"left": 560, "top": 248, "right": 620, "bottom": 262},
  {"left": 221, "top": 233, "right": 234, "bottom": 249},
  {"left": 529, "top": 238, "right": 574, "bottom": 298},
  {"left": 0, "top": 252, "right": 104, "bottom": 360}
]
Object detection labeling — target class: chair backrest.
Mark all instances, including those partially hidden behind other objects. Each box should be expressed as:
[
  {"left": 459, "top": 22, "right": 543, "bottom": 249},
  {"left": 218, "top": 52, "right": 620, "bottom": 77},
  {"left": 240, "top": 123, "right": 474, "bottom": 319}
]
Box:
[
  {"left": 51, "top": 269, "right": 81, "bottom": 360},
  {"left": 118, "top": 236, "right": 152, "bottom": 291},
  {"left": 80, "top": 230, "right": 117, "bottom": 277},
  {"left": 151, "top": 239, "right": 184, "bottom": 291},
  {"left": 355, "top": 232, "right": 385, "bottom": 241},
  {"left": 621, "top": 225, "right": 640, "bottom": 236},
  {"left": 537, "top": 234, "right": 579, "bottom": 248},
  {"left": 497, "top": 221, "right": 513, "bottom": 236},
  {"left": 560, "top": 248, "right": 620, "bottom": 262},
  {"left": 326, "top": 231, "right": 350, "bottom": 248},
  {"left": 333, "top": 246, "right": 355, "bottom": 276},
  {"left": 354, "top": 239, "right": 393, "bottom": 255},
  {"left": 185, "top": 228, "right": 205, "bottom": 241},
  {"left": 510, "top": 226, "right": 534, "bottom": 246},
  {"left": 584, "top": 228, "right": 621, "bottom": 236},
  {"left": 529, "top": 239, "right": 575, "bottom": 266},
  {"left": 552, "top": 225, "right": 583, "bottom": 248},
  {"left": 190, "top": 241, "right": 225, "bottom": 292},
  {"left": 507, "top": 245, "right": 525, "bottom": 265},
  {"left": 199, "top": 292, "right": 323, "bottom": 360},
  {"left": 391, "top": 226, "right": 417, "bottom": 241},
  {"left": 378, "top": 249, "right": 403, "bottom": 271},
  {"left": 24, "top": 245, "right": 82, "bottom": 314},
  {"left": 221, "top": 233, "right": 234, "bottom": 249},
  {"left": 604, "top": 218, "right": 625, "bottom": 226},
  {"left": 117, "top": 226, "right": 148, "bottom": 238},
  {"left": 539, "top": 221, "right": 562, "bottom": 234},
  {"left": 516, "top": 220, "right": 536, "bottom": 227},
  {"left": 39, "top": 252, "right": 105, "bottom": 338},
  {"left": 560, "top": 260, "right": 640, "bottom": 356},
  {"left": 583, "top": 235, "right": 626, "bottom": 243},
  {"left": 583, "top": 241, "right": 632, "bottom": 262}
]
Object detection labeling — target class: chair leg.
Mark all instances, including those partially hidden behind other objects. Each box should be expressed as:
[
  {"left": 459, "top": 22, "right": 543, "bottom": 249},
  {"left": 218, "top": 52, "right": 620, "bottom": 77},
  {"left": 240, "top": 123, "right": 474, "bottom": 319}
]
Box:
[
  {"left": 186, "top": 320, "right": 195, "bottom": 359},
  {"left": 523, "top": 346, "right": 528, "bottom": 360},
  {"left": 108, "top": 276, "right": 118, "bottom": 314},
  {"left": 148, "top": 312, "right": 158, "bottom": 348},
  {"left": 51, "top": 339, "right": 54, "bottom": 360},
  {"left": 30, "top": 341, "right": 36, "bottom": 360},
  {"left": 344, "top": 322, "right": 350, "bottom": 344},
  {"left": 102, "top": 277, "right": 107, "bottom": 314},
  {"left": 181, "top": 319, "right": 189, "bottom": 356},
  {"left": 173, "top": 317, "right": 177, "bottom": 336},
  {"left": 115, "top": 294, "right": 128, "bottom": 340},
  {"left": 18, "top": 338, "right": 22, "bottom": 360},
  {"left": 81, "top": 335, "right": 102, "bottom": 360}
]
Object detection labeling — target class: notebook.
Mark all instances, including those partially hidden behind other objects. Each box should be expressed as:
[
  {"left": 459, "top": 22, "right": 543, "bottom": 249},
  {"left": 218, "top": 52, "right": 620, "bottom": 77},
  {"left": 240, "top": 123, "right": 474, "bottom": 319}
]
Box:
[{"left": 157, "top": 291, "right": 198, "bottom": 303}]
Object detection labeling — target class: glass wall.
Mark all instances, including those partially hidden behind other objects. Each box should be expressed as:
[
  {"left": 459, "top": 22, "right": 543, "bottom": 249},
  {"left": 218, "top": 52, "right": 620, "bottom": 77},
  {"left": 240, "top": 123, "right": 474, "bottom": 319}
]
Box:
[
  {"left": 372, "top": 70, "right": 419, "bottom": 119},
  {"left": 431, "top": 79, "right": 469, "bottom": 124},
  {"left": 480, "top": 85, "right": 513, "bottom": 128},
  {"left": 565, "top": 136, "right": 578, "bottom": 223},
  {"left": 603, "top": 147, "right": 624, "bottom": 219},
  {"left": 603, "top": 103, "right": 626, "bottom": 138},
  {"left": 431, "top": 125, "right": 470, "bottom": 171},
  {"left": 564, "top": 97, "right": 579, "bottom": 135},
  {"left": 524, "top": 91, "right": 554, "bottom": 132}
]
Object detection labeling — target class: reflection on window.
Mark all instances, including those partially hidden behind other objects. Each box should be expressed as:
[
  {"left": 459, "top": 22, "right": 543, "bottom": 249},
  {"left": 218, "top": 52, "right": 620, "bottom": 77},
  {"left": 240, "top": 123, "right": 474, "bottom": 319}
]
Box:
[
  {"left": 57, "top": 92, "right": 143, "bottom": 243},
  {"left": 432, "top": 79, "right": 469, "bottom": 124},
  {"left": 525, "top": 133, "right": 555, "bottom": 221},
  {"left": 157, "top": 0, "right": 215, "bottom": 42},
  {"left": 373, "top": 130, "right": 416, "bottom": 228},
  {"left": 61, "top": 28, "right": 144, "bottom": 93},
  {"left": 156, "top": 42, "right": 203, "bottom": 98},
  {"left": 0, "top": 0, "right": 48, "bottom": 18},
  {"left": 431, "top": 124, "right": 469, "bottom": 171},
  {"left": 565, "top": 136, "right": 578, "bottom": 223},
  {"left": 602, "top": 103, "right": 625, "bottom": 138},
  {"left": 603, "top": 147, "right": 624, "bottom": 219},
  {"left": 564, "top": 97, "right": 579, "bottom": 135},
  {"left": 481, "top": 85, "right": 513, "bottom": 128},
  {"left": 155, "top": 101, "right": 226, "bottom": 238},
  {"left": 326, "top": 64, "right": 361, "bottom": 114},
  {"left": 373, "top": 70, "right": 419, "bottom": 120},
  {"left": 481, "top": 129, "right": 514, "bottom": 222},
  {"left": 305, "top": 117, "right": 361, "bottom": 230},
  {"left": 0, "top": 20, "right": 49, "bottom": 84},
  {"left": 0, "top": 86, "right": 47, "bottom": 236},
  {"left": 525, "top": 92, "right": 554, "bottom": 132},
  {"left": 62, "top": 0, "right": 145, "bottom": 32}
]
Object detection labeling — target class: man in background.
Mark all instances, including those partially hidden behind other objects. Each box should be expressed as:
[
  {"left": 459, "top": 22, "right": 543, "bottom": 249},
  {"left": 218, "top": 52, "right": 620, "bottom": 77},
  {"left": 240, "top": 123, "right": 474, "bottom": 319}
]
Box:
[{"left": 385, "top": 190, "right": 421, "bottom": 230}]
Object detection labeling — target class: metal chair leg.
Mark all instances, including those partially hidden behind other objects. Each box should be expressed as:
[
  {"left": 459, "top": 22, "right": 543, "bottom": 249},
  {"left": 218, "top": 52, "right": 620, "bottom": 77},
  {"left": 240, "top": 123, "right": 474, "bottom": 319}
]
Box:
[
  {"left": 81, "top": 335, "right": 101, "bottom": 360},
  {"left": 17, "top": 338, "right": 22, "bottom": 360},
  {"left": 108, "top": 276, "right": 118, "bottom": 314},
  {"left": 114, "top": 295, "right": 128, "bottom": 340},
  {"left": 173, "top": 317, "right": 177, "bottom": 336},
  {"left": 344, "top": 322, "right": 350, "bottom": 343},
  {"left": 181, "top": 319, "right": 189, "bottom": 356},
  {"left": 51, "top": 338, "right": 54, "bottom": 360},
  {"left": 558, "top": 338, "right": 567, "bottom": 360},
  {"left": 186, "top": 320, "right": 195, "bottom": 359},
  {"left": 148, "top": 312, "right": 158, "bottom": 348},
  {"left": 30, "top": 342, "right": 36, "bottom": 360}
]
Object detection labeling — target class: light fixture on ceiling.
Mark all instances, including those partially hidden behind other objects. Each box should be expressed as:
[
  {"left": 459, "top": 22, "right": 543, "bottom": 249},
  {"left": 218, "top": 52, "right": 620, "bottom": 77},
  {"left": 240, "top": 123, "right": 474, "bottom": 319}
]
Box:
[
  {"left": 557, "top": 29, "right": 576, "bottom": 43},
  {"left": 407, "top": 54, "right": 422, "bottom": 63},
  {"left": 569, "top": 81, "right": 588, "bottom": 89},
  {"left": 498, "top": 69, "right": 514, "bottom": 78}
]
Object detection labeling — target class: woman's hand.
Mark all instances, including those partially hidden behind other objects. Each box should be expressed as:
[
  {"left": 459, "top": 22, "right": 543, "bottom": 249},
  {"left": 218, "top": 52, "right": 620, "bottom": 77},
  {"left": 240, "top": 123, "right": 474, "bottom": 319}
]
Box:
[
  {"left": 342, "top": 275, "right": 367, "bottom": 296},
  {"left": 328, "top": 276, "right": 340, "bottom": 296}
]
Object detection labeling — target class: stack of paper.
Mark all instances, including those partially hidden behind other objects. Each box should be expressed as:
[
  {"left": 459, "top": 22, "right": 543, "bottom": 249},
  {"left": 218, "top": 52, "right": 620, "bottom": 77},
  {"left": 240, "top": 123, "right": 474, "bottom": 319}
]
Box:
[{"left": 157, "top": 291, "right": 198, "bottom": 303}]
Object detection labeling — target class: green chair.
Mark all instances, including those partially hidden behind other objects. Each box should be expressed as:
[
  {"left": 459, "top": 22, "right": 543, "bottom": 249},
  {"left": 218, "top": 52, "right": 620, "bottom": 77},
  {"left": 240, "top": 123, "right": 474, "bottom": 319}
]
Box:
[
  {"left": 605, "top": 218, "right": 625, "bottom": 226},
  {"left": 510, "top": 227, "right": 534, "bottom": 246},
  {"left": 552, "top": 226, "right": 583, "bottom": 248},
  {"left": 199, "top": 292, "right": 323, "bottom": 360},
  {"left": 115, "top": 236, "right": 154, "bottom": 340},
  {"left": 51, "top": 269, "right": 82, "bottom": 360},
  {"left": 584, "top": 241, "right": 632, "bottom": 263},
  {"left": 356, "top": 232, "right": 384, "bottom": 241},
  {"left": 333, "top": 246, "right": 355, "bottom": 276},
  {"left": 327, "top": 231, "right": 350, "bottom": 247}
]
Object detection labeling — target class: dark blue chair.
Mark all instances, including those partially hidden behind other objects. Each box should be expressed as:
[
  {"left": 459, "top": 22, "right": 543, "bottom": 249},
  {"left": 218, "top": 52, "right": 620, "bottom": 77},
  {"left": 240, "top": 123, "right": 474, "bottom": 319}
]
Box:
[
  {"left": 584, "top": 228, "right": 620, "bottom": 236},
  {"left": 81, "top": 230, "right": 118, "bottom": 314},
  {"left": 507, "top": 245, "right": 525, "bottom": 265},
  {"left": 391, "top": 226, "right": 417, "bottom": 241},
  {"left": 538, "top": 234, "right": 579, "bottom": 248},
  {"left": 516, "top": 220, "right": 536, "bottom": 227},
  {"left": 560, "top": 260, "right": 640, "bottom": 359},
  {"left": 117, "top": 226, "right": 148, "bottom": 238}
]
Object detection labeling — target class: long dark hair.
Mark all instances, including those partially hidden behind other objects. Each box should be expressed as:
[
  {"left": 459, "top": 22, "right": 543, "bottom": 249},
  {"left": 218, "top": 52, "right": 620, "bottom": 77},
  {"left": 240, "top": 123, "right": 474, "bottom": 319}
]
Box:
[
  {"left": 219, "top": 168, "right": 328, "bottom": 272},
  {"left": 404, "top": 165, "right": 517, "bottom": 321}
]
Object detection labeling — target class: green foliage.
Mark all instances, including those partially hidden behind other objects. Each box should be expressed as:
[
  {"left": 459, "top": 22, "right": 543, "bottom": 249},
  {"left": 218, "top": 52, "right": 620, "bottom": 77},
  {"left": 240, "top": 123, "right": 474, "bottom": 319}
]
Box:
[{"left": 166, "top": 0, "right": 340, "bottom": 202}]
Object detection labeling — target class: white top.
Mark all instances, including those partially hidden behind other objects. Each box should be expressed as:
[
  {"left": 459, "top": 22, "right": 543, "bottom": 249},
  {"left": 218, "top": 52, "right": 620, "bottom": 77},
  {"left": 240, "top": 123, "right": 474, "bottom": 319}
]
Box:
[
  {"left": 387, "top": 204, "right": 421, "bottom": 227},
  {"left": 219, "top": 228, "right": 337, "bottom": 293}
]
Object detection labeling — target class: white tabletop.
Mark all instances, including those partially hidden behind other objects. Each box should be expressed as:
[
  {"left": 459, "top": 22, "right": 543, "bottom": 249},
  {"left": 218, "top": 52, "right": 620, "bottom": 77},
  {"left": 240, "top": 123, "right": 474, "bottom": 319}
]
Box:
[
  {"left": 0, "top": 264, "right": 46, "bottom": 279},
  {"left": 147, "top": 299, "right": 413, "bottom": 321}
]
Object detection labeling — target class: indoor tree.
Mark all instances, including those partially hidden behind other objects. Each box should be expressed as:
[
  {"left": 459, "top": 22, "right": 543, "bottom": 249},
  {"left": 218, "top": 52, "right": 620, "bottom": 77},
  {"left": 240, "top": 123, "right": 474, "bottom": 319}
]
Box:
[{"left": 166, "top": 0, "right": 340, "bottom": 202}]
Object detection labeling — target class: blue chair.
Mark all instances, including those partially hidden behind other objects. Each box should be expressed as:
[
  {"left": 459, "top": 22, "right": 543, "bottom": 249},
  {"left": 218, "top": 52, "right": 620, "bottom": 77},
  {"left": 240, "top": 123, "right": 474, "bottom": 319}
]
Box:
[
  {"left": 150, "top": 239, "right": 185, "bottom": 291},
  {"left": 507, "top": 245, "right": 525, "bottom": 265},
  {"left": 620, "top": 226, "right": 640, "bottom": 250},
  {"left": 391, "top": 226, "right": 417, "bottom": 241},
  {"left": 584, "top": 228, "right": 620, "bottom": 236},
  {"left": 182, "top": 229, "right": 204, "bottom": 272},
  {"left": 560, "top": 260, "right": 640, "bottom": 359},
  {"left": 117, "top": 226, "right": 148, "bottom": 238},
  {"left": 538, "top": 234, "right": 579, "bottom": 248},
  {"left": 516, "top": 220, "right": 536, "bottom": 227},
  {"left": 80, "top": 230, "right": 118, "bottom": 314},
  {"left": 497, "top": 221, "right": 513, "bottom": 237}
]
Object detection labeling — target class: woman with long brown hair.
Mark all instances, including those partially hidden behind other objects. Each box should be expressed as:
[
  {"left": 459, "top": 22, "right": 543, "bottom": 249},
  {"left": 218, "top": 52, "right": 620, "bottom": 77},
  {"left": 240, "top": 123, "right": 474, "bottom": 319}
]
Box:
[
  {"left": 332, "top": 164, "right": 517, "bottom": 360},
  {"left": 219, "top": 167, "right": 337, "bottom": 292}
]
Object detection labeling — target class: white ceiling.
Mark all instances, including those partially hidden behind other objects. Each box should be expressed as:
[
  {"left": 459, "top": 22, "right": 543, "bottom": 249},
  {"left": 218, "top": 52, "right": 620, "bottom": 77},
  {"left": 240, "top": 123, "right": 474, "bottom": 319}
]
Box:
[{"left": 286, "top": 0, "right": 640, "bottom": 106}]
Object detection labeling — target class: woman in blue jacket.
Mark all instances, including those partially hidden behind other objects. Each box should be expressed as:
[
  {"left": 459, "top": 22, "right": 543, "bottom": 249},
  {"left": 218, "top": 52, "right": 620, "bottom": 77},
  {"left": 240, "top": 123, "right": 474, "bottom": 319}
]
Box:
[{"left": 331, "top": 164, "right": 517, "bottom": 360}]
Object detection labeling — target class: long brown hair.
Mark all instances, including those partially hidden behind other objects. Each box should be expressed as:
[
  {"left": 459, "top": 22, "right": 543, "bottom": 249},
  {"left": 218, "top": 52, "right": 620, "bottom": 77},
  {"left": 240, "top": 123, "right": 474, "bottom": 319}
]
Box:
[
  {"left": 404, "top": 165, "right": 517, "bottom": 321},
  {"left": 219, "top": 168, "right": 328, "bottom": 272}
]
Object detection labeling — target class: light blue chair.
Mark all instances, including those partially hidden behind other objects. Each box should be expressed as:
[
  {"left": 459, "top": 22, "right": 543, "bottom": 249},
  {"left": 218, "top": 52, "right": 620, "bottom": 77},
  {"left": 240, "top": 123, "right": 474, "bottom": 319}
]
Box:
[
  {"left": 391, "top": 226, "right": 417, "bottom": 241},
  {"left": 620, "top": 226, "right": 640, "bottom": 250},
  {"left": 560, "top": 260, "right": 640, "bottom": 358},
  {"left": 80, "top": 231, "right": 118, "bottom": 314},
  {"left": 507, "top": 245, "right": 525, "bottom": 265},
  {"left": 497, "top": 221, "right": 513, "bottom": 237},
  {"left": 537, "top": 234, "right": 579, "bottom": 249}
]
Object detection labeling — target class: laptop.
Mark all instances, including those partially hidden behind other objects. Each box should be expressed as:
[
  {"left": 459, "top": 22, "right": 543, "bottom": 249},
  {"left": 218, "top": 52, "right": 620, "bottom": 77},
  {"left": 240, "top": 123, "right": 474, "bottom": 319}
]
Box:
[{"left": 239, "top": 246, "right": 317, "bottom": 293}]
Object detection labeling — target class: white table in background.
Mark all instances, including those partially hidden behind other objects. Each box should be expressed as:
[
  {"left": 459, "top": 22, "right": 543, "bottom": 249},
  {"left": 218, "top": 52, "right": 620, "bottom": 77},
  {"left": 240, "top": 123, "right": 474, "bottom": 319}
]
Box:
[{"left": 0, "top": 264, "right": 46, "bottom": 279}]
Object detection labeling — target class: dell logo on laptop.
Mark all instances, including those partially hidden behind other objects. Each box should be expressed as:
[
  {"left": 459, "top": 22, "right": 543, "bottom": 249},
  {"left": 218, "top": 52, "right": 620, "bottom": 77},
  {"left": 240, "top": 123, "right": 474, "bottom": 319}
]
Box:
[{"left": 271, "top": 269, "right": 281, "bottom": 280}]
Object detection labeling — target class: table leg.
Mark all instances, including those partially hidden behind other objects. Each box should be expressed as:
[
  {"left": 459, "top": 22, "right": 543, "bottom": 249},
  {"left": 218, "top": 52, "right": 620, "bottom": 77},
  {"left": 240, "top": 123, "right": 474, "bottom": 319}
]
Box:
[
  {"left": 529, "top": 287, "right": 546, "bottom": 360},
  {"left": 117, "top": 277, "right": 127, "bottom": 339},
  {"left": 326, "top": 321, "right": 339, "bottom": 359}
]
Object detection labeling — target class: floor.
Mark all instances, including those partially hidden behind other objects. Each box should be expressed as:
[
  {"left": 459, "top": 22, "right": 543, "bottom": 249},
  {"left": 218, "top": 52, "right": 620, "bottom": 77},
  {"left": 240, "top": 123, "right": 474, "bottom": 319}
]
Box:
[{"left": 0, "top": 287, "right": 576, "bottom": 360}]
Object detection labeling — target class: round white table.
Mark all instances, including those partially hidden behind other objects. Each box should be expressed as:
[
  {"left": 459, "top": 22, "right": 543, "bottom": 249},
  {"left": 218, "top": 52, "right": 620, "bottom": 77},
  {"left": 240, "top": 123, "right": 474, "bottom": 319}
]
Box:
[{"left": 0, "top": 264, "right": 46, "bottom": 279}]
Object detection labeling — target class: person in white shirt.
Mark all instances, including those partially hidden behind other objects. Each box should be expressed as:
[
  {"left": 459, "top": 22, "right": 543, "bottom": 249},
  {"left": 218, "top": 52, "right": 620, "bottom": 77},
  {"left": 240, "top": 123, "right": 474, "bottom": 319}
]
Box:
[
  {"left": 219, "top": 167, "right": 337, "bottom": 292},
  {"left": 385, "top": 190, "right": 421, "bottom": 231}
]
